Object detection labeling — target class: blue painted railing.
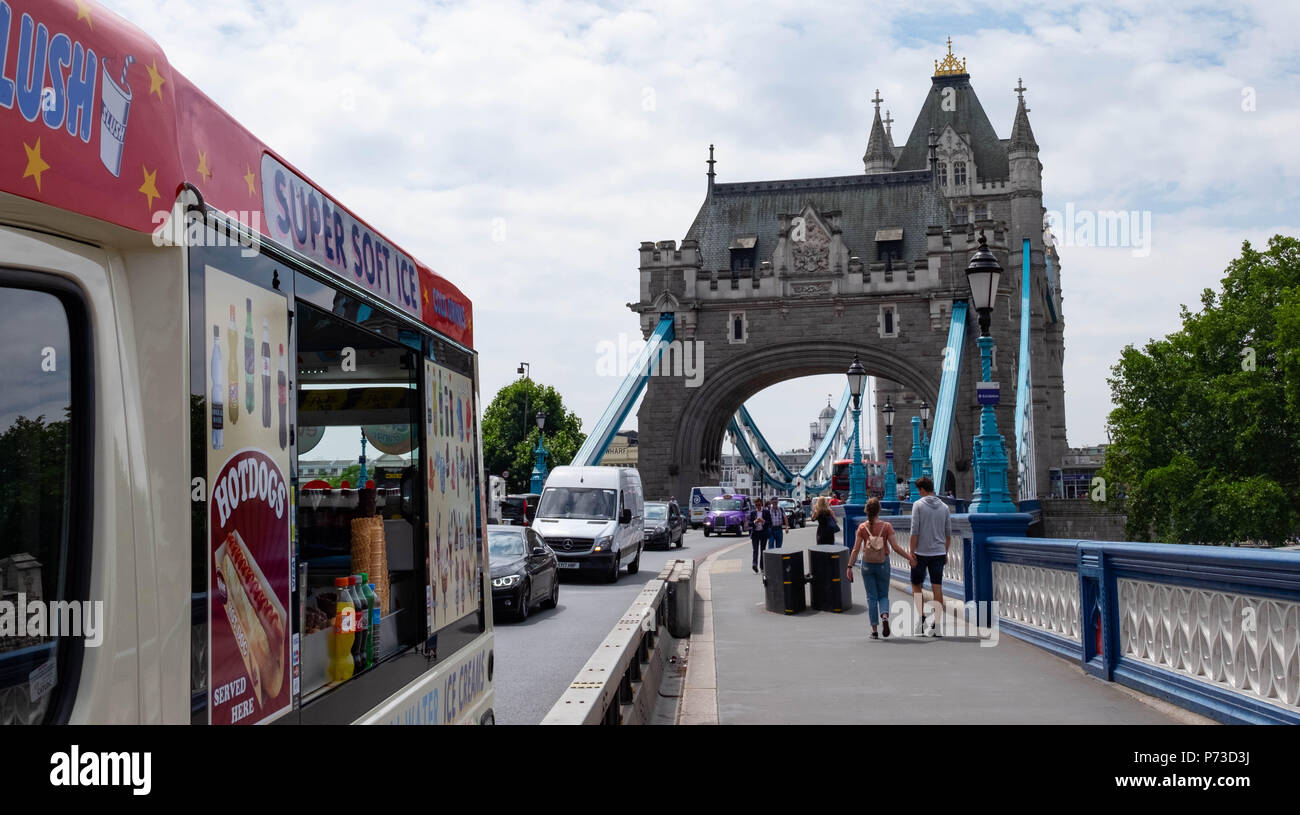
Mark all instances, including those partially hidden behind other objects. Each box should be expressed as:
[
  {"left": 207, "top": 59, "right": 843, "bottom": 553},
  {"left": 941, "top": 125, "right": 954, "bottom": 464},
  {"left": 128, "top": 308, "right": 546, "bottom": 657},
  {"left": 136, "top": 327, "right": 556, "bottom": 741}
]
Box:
[
  {"left": 964, "top": 515, "right": 1300, "bottom": 725},
  {"left": 843, "top": 510, "right": 1300, "bottom": 724}
]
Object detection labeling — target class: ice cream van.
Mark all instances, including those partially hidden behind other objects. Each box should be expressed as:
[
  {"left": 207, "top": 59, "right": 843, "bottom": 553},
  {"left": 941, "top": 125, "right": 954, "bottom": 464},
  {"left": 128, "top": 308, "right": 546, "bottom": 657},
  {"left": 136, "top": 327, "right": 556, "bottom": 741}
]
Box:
[{"left": 0, "top": 0, "right": 492, "bottom": 725}]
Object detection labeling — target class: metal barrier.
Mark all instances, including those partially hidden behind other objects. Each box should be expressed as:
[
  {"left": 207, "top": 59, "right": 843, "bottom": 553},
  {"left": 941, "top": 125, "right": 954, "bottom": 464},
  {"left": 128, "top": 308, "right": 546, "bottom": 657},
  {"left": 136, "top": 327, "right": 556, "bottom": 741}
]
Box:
[
  {"left": 542, "top": 559, "right": 694, "bottom": 725},
  {"left": 964, "top": 514, "right": 1300, "bottom": 725}
]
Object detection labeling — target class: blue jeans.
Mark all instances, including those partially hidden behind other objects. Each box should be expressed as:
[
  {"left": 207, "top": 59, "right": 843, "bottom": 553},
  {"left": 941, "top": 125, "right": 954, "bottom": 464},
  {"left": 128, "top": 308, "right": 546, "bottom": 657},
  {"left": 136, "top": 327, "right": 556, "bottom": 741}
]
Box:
[
  {"left": 861, "top": 561, "right": 891, "bottom": 622},
  {"left": 768, "top": 526, "right": 784, "bottom": 549}
]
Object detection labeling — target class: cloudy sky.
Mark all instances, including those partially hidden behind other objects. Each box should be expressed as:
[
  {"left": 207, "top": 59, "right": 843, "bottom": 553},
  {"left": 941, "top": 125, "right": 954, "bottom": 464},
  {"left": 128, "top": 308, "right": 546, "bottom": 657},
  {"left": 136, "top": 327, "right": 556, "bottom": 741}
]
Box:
[{"left": 102, "top": 0, "right": 1300, "bottom": 459}]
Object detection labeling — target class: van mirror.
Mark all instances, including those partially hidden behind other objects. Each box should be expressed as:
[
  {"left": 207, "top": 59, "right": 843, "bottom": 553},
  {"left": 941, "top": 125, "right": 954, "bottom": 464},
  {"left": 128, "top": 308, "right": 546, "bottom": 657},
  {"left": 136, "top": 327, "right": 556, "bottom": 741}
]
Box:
[{"left": 620, "top": 508, "right": 632, "bottom": 525}]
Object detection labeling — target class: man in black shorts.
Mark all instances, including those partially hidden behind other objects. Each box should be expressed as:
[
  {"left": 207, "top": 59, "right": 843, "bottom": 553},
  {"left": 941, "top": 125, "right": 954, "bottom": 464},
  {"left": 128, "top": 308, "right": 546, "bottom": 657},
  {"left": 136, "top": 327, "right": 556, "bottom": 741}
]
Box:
[{"left": 908, "top": 476, "right": 952, "bottom": 636}]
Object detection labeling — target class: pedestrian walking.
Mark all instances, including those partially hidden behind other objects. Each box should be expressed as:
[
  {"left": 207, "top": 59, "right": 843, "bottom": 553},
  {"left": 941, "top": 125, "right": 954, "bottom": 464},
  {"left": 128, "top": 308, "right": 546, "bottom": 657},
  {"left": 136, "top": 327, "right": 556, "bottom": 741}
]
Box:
[
  {"left": 749, "top": 497, "right": 771, "bottom": 574},
  {"left": 847, "top": 498, "right": 914, "bottom": 639},
  {"left": 908, "top": 476, "right": 952, "bottom": 636},
  {"left": 810, "top": 497, "right": 839, "bottom": 546},
  {"left": 768, "top": 498, "right": 786, "bottom": 549}
]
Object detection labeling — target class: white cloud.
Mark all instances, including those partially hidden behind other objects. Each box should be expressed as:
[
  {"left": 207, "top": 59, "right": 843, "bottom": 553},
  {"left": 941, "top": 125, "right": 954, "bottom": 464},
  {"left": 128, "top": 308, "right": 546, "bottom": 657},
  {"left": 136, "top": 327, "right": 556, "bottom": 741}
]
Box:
[{"left": 99, "top": 0, "right": 1300, "bottom": 461}]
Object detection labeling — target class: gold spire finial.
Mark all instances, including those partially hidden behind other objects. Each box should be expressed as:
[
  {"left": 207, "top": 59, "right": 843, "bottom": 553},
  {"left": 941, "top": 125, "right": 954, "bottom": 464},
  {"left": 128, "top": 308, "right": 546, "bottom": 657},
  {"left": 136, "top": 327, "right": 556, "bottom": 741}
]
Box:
[{"left": 933, "top": 36, "right": 968, "bottom": 76}]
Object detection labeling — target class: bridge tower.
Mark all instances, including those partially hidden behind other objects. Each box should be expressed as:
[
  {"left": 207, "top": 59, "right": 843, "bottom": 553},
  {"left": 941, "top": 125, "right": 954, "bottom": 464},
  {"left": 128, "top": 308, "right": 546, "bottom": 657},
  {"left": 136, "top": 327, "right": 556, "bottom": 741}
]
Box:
[{"left": 632, "top": 43, "right": 1067, "bottom": 503}]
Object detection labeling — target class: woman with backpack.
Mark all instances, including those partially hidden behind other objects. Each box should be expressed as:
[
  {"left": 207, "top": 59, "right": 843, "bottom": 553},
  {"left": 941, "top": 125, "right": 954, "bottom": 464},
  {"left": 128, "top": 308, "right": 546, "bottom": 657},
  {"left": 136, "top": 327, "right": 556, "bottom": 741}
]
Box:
[
  {"left": 847, "top": 497, "right": 915, "bottom": 639},
  {"left": 810, "top": 497, "right": 839, "bottom": 547}
]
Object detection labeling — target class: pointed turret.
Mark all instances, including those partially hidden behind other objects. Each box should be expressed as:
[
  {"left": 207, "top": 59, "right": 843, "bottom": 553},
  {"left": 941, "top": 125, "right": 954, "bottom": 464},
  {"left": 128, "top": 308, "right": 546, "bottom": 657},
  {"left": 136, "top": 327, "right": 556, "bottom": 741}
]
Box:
[
  {"left": 863, "top": 91, "right": 895, "bottom": 174},
  {"left": 1009, "top": 78, "right": 1038, "bottom": 153}
]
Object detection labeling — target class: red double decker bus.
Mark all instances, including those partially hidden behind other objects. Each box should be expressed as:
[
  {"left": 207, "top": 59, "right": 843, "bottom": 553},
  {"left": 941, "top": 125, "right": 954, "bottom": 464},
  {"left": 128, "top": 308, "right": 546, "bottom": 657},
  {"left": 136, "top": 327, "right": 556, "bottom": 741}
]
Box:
[{"left": 829, "top": 459, "right": 886, "bottom": 499}]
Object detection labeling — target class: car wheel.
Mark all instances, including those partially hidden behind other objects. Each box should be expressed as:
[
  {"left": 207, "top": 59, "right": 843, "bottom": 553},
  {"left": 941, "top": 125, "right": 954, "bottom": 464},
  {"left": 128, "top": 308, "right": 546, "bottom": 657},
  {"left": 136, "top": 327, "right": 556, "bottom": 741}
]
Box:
[
  {"left": 702, "top": 527, "right": 710, "bottom": 537},
  {"left": 542, "top": 577, "right": 558, "bottom": 609},
  {"left": 517, "top": 581, "right": 531, "bottom": 621},
  {"left": 627, "top": 544, "right": 641, "bottom": 575}
]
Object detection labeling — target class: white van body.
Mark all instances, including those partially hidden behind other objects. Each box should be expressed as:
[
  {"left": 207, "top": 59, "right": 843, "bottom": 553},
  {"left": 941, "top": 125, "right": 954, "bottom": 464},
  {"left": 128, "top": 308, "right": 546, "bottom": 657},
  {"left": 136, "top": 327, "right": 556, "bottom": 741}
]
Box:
[
  {"left": 532, "top": 466, "right": 644, "bottom": 582},
  {"left": 689, "top": 486, "right": 723, "bottom": 528}
]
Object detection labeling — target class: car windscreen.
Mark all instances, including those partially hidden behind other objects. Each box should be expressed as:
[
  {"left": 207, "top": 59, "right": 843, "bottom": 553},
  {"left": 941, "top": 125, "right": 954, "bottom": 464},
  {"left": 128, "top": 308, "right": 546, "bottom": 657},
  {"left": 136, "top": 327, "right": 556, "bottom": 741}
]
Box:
[
  {"left": 488, "top": 530, "right": 526, "bottom": 557},
  {"left": 537, "top": 487, "right": 617, "bottom": 520},
  {"left": 711, "top": 498, "right": 743, "bottom": 511},
  {"left": 644, "top": 505, "right": 667, "bottom": 520}
]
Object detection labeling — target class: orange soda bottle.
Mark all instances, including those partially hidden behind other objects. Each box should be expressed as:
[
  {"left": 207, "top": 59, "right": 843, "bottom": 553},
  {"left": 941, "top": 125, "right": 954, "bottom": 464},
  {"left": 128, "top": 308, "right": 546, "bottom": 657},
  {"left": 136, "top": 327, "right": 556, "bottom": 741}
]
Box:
[{"left": 329, "top": 576, "right": 356, "bottom": 682}]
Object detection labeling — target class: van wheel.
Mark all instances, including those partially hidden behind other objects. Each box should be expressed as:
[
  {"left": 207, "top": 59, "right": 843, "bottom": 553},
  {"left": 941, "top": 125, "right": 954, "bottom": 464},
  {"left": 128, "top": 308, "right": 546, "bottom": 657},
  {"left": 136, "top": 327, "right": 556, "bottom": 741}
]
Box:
[
  {"left": 606, "top": 555, "right": 620, "bottom": 583},
  {"left": 627, "top": 544, "right": 641, "bottom": 575}
]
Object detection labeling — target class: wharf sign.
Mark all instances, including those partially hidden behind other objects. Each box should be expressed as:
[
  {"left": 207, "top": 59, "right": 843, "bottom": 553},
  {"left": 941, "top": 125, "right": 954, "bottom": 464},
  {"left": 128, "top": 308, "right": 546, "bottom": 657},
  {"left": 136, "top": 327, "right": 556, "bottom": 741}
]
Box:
[{"left": 262, "top": 154, "right": 421, "bottom": 318}]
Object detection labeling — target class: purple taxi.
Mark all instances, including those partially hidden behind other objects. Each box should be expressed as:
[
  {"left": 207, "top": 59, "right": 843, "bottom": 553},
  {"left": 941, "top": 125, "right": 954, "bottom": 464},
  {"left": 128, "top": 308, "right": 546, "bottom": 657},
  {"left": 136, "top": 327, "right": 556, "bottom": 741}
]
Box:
[{"left": 701, "top": 494, "right": 754, "bottom": 537}]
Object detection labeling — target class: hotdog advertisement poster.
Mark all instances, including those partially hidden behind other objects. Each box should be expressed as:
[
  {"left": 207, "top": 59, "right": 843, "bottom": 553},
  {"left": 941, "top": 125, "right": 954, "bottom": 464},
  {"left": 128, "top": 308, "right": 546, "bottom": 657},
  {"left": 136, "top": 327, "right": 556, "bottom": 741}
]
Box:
[
  {"left": 426, "top": 360, "right": 478, "bottom": 633},
  {"left": 205, "top": 266, "right": 292, "bottom": 725}
]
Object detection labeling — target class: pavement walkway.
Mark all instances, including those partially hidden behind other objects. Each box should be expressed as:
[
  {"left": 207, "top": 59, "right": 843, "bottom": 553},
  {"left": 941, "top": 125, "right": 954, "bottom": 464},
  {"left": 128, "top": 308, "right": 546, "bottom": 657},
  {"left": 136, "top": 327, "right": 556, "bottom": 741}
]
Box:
[{"left": 690, "top": 524, "right": 1195, "bottom": 725}]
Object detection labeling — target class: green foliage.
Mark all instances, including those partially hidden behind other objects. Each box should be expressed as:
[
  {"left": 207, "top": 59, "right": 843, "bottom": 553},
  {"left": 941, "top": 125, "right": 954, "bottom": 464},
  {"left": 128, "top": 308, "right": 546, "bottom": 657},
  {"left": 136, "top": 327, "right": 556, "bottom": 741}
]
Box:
[
  {"left": 328, "top": 463, "right": 362, "bottom": 489},
  {"left": 1100, "top": 235, "right": 1300, "bottom": 544},
  {"left": 481, "top": 379, "right": 587, "bottom": 493},
  {"left": 0, "top": 412, "right": 71, "bottom": 600}
]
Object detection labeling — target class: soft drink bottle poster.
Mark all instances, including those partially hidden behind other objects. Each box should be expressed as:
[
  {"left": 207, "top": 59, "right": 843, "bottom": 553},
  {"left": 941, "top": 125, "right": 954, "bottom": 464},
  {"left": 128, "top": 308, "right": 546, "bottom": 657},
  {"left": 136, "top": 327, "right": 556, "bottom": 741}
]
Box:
[{"left": 204, "top": 265, "right": 293, "bottom": 725}]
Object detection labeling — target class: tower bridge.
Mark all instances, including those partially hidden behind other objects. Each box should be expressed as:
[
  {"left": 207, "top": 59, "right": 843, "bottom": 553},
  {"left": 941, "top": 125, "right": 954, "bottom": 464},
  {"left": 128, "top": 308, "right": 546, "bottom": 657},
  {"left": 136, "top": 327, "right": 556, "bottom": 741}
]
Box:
[{"left": 621, "top": 52, "right": 1066, "bottom": 504}]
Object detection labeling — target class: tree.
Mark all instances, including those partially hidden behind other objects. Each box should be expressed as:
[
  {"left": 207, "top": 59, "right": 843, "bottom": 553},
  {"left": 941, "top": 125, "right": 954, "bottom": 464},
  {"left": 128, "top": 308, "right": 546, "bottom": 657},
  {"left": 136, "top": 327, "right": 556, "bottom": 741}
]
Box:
[
  {"left": 328, "top": 464, "right": 362, "bottom": 489},
  {"left": 481, "top": 379, "right": 587, "bottom": 493},
  {"left": 1100, "top": 235, "right": 1300, "bottom": 545}
]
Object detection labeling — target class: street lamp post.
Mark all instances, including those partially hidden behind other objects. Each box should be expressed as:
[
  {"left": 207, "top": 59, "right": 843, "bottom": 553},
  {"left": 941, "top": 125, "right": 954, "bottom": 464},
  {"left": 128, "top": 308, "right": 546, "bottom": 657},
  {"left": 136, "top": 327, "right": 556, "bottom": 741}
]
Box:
[
  {"left": 908, "top": 414, "right": 924, "bottom": 502},
  {"left": 919, "top": 399, "right": 933, "bottom": 483},
  {"left": 530, "top": 409, "right": 549, "bottom": 493},
  {"left": 846, "top": 356, "right": 868, "bottom": 507},
  {"left": 882, "top": 398, "right": 897, "bottom": 506},
  {"left": 517, "top": 362, "right": 531, "bottom": 442},
  {"left": 966, "top": 231, "right": 1017, "bottom": 513}
]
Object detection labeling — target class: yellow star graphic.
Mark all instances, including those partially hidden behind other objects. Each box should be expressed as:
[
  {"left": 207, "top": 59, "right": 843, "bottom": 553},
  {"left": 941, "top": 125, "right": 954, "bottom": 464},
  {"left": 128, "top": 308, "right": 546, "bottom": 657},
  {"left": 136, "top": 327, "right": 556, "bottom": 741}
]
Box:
[
  {"left": 146, "top": 61, "right": 165, "bottom": 99},
  {"left": 75, "top": 0, "right": 93, "bottom": 29},
  {"left": 138, "top": 165, "right": 160, "bottom": 211},
  {"left": 23, "top": 138, "right": 51, "bottom": 192},
  {"left": 243, "top": 165, "right": 257, "bottom": 197},
  {"left": 197, "top": 151, "right": 212, "bottom": 182}
]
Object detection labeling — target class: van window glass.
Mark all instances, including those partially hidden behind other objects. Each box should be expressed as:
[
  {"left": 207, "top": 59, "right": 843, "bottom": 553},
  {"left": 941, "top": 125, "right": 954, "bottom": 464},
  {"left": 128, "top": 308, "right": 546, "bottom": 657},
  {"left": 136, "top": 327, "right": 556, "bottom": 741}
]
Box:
[
  {"left": 537, "top": 487, "right": 617, "bottom": 520},
  {"left": 0, "top": 286, "right": 77, "bottom": 725}
]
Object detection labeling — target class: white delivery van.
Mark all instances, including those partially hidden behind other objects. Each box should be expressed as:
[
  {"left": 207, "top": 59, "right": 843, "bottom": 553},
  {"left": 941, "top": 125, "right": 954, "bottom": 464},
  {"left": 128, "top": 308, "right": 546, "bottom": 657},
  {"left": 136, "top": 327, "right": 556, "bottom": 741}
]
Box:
[
  {"left": 689, "top": 486, "right": 724, "bottom": 528},
  {"left": 532, "top": 466, "right": 644, "bottom": 583}
]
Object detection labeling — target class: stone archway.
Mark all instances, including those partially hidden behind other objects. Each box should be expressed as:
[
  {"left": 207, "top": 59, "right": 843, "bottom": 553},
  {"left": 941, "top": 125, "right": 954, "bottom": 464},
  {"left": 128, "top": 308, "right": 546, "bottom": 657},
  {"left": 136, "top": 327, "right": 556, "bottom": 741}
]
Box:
[{"left": 646, "top": 338, "right": 962, "bottom": 504}]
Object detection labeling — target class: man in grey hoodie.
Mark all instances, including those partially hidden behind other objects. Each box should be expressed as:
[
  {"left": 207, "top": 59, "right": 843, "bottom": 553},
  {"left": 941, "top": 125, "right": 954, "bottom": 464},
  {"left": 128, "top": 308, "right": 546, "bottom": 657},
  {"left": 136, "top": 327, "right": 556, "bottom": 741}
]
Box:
[{"left": 909, "top": 476, "right": 951, "bottom": 636}]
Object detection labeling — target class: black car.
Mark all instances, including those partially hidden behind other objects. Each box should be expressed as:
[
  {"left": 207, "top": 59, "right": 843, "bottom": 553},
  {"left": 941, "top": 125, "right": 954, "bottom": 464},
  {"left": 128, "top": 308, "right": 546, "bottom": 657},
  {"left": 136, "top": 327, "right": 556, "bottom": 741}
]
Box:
[
  {"left": 643, "top": 501, "right": 685, "bottom": 549},
  {"left": 777, "top": 499, "right": 806, "bottom": 528},
  {"left": 488, "top": 525, "right": 559, "bottom": 621}
]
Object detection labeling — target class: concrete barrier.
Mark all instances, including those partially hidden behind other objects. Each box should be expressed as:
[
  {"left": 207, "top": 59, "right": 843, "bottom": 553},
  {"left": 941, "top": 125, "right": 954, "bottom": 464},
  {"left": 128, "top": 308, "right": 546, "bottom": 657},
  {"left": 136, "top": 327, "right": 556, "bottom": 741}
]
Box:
[
  {"left": 542, "top": 559, "right": 694, "bottom": 725},
  {"left": 664, "top": 559, "right": 694, "bottom": 638}
]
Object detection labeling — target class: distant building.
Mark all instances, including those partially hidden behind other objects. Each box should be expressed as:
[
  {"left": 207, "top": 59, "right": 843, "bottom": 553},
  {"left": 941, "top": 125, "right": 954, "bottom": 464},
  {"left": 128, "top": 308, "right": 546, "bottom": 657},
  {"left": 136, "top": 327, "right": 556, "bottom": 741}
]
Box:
[
  {"left": 1050, "top": 445, "right": 1108, "bottom": 499},
  {"left": 599, "top": 430, "right": 638, "bottom": 467}
]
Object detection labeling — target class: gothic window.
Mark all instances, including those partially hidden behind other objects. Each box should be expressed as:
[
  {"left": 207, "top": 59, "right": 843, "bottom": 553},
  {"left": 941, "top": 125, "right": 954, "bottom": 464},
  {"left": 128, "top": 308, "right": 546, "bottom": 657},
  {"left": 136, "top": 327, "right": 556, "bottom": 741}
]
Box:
[
  {"left": 729, "top": 311, "right": 747, "bottom": 344},
  {"left": 979, "top": 203, "right": 990, "bottom": 221},
  {"left": 730, "top": 248, "right": 755, "bottom": 272},
  {"left": 954, "top": 161, "right": 967, "bottom": 186},
  {"left": 937, "top": 161, "right": 947, "bottom": 187},
  {"left": 878, "top": 304, "right": 898, "bottom": 339},
  {"left": 955, "top": 207, "right": 969, "bottom": 224}
]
